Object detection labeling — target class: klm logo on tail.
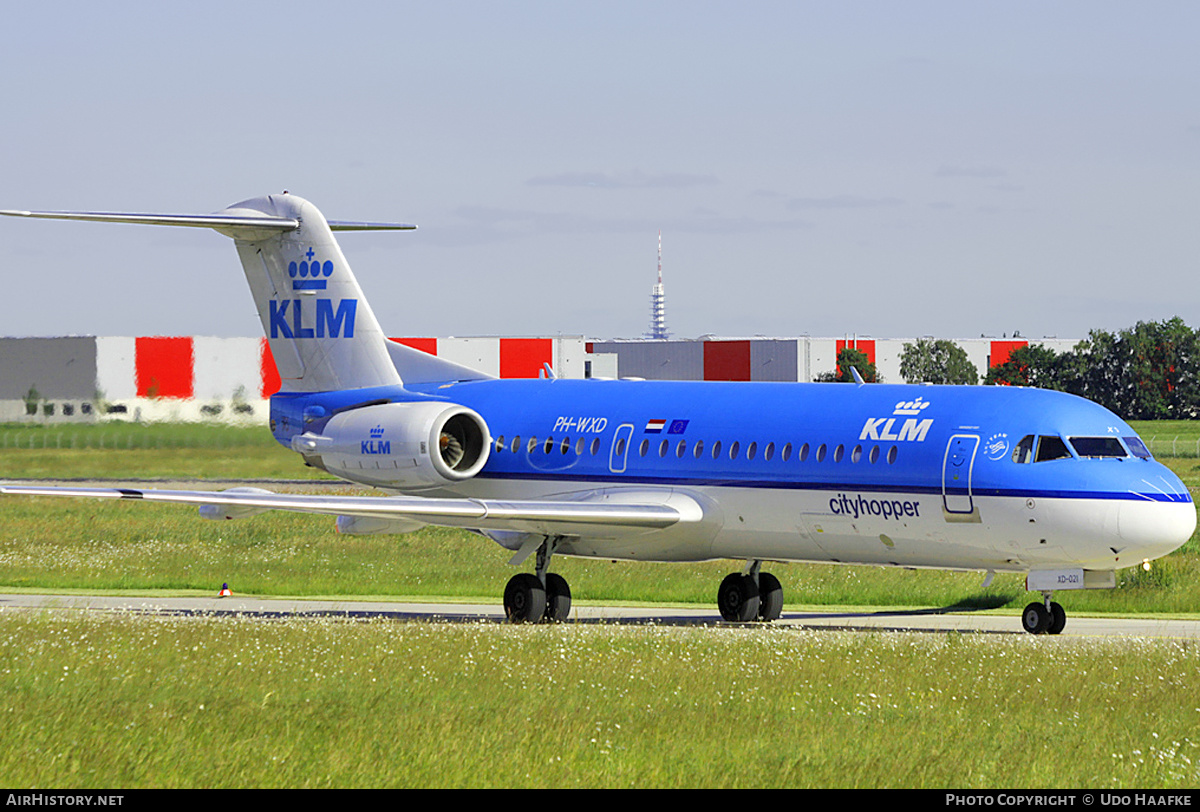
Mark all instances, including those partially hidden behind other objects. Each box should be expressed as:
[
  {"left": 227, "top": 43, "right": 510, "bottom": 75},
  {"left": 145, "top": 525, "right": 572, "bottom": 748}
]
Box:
[
  {"left": 269, "top": 298, "right": 357, "bottom": 339},
  {"left": 289, "top": 247, "right": 333, "bottom": 291},
  {"left": 270, "top": 247, "right": 357, "bottom": 338}
]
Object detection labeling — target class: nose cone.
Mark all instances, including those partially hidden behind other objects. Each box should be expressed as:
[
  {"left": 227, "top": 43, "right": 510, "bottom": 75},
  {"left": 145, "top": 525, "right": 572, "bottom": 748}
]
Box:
[{"left": 1119, "top": 465, "right": 1196, "bottom": 561}]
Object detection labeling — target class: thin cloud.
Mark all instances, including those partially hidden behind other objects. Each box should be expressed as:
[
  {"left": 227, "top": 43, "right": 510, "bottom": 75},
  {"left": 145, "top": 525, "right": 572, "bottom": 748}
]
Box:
[
  {"left": 935, "top": 165, "right": 1008, "bottom": 179},
  {"left": 527, "top": 169, "right": 719, "bottom": 189},
  {"left": 785, "top": 195, "right": 903, "bottom": 211}
]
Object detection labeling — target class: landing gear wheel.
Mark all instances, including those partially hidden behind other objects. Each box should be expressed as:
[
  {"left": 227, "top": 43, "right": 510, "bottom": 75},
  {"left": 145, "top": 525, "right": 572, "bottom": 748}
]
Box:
[
  {"left": 544, "top": 572, "right": 572, "bottom": 622},
  {"left": 504, "top": 573, "right": 546, "bottom": 623},
  {"left": 1047, "top": 602, "right": 1066, "bottom": 635},
  {"left": 1021, "top": 601, "right": 1050, "bottom": 635},
  {"left": 718, "top": 573, "right": 760, "bottom": 622},
  {"left": 758, "top": 572, "right": 784, "bottom": 622}
]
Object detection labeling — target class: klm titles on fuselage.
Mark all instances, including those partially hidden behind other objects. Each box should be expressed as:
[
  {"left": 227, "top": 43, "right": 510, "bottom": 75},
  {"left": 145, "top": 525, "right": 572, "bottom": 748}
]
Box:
[
  {"left": 859, "top": 397, "right": 934, "bottom": 443},
  {"left": 269, "top": 248, "right": 357, "bottom": 339}
]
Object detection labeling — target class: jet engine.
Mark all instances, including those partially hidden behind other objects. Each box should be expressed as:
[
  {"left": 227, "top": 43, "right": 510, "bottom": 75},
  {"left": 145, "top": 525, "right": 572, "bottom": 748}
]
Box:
[{"left": 291, "top": 400, "right": 491, "bottom": 489}]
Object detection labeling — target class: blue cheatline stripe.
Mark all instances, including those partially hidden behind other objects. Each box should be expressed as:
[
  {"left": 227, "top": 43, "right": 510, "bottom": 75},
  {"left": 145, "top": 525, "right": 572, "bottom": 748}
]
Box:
[{"left": 472, "top": 470, "right": 1193, "bottom": 503}]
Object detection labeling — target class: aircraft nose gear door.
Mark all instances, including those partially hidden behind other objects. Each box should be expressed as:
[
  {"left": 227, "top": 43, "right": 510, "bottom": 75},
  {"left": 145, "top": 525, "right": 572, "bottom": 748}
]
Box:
[{"left": 942, "top": 434, "right": 980, "bottom": 517}]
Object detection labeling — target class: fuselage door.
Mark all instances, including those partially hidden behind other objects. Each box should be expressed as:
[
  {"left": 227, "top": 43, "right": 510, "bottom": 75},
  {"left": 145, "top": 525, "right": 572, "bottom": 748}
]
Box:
[
  {"left": 609, "top": 423, "right": 634, "bottom": 474},
  {"left": 942, "top": 434, "right": 980, "bottom": 515}
]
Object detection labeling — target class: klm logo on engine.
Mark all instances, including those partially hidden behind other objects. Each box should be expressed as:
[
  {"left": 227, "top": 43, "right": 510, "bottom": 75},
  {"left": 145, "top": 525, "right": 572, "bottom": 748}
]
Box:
[
  {"left": 859, "top": 397, "right": 933, "bottom": 443},
  {"left": 361, "top": 425, "right": 390, "bottom": 455},
  {"left": 269, "top": 298, "right": 357, "bottom": 339}
]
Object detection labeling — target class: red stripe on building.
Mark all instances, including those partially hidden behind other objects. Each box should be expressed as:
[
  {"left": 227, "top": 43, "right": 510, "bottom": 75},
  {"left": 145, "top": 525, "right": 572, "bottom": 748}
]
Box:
[
  {"left": 135, "top": 336, "right": 194, "bottom": 399},
  {"left": 989, "top": 340, "right": 1028, "bottom": 368},
  {"left": 835, "top": 339, "right": 876, "bottom": 364},
  {"left": 260, "top": 339, "right": 281, "bottom": 398},
  {"left": 500, "top": 338, "right": 552, "bottom": 379},
  {"left": 835, "top": 339, "right": 876, "bottom": 379},
  {"left": 389, "top": 337, "right": 439, "bottom": 355},
  {"left": 704, "top": 340, "right": 751, "bottom": 381}
]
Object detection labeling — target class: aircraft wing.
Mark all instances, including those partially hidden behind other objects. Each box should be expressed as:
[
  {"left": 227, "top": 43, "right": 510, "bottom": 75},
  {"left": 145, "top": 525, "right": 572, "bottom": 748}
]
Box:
[{"left": 0, "top": 484, "right": 689, "bottom": 539}]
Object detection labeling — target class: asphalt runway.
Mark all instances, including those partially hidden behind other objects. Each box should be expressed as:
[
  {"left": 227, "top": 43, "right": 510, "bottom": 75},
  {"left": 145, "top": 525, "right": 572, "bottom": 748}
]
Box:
[{"left": 3, "top": 592, "right": 1199, "bottom": 638}]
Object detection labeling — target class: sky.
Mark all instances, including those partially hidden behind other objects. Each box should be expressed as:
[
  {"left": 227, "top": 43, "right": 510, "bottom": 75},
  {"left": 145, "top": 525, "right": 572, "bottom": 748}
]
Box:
[{"left": 2, "top": 1, "right": 1198, "bottom": 343}]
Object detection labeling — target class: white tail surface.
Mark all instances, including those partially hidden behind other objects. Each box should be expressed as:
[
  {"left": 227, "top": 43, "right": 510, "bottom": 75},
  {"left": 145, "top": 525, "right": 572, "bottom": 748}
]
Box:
[{"left": 223, "top": 194, "right": 402, "bottom": 392}]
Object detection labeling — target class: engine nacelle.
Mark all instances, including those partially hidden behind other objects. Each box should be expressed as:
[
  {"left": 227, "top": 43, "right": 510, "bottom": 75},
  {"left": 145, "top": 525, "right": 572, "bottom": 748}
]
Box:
[{"left": 292, "top": 400, "right": 491, "bottom": 489}]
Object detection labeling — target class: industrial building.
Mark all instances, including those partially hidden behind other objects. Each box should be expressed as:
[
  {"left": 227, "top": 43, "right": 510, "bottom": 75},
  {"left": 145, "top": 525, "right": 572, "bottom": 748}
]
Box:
[
  {"left": 1, "top": 333, "right": 1076, "bottom": 424},
  {"left": 588, "top": 336, "right": 1078, "bottom": 383}
]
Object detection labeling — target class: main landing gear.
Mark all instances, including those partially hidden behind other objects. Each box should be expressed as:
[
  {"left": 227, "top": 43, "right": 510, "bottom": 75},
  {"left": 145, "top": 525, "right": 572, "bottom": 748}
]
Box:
[
  {"left": 503, "top": 536, "right": 572, "bottom": 623},
  {"left": 1021, "top": 594, "right": 1067, "bottom": 635},
  {"left": 717, "top": 561, "right": 784, "bottom": 622},
  {"left": 502, "top": 543, "right": 786, "bottom": 625}
]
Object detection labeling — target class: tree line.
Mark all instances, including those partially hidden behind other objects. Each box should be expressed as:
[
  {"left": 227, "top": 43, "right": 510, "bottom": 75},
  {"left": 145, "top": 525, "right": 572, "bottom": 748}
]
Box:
[{"left": 821, "top": 317, "right": 1199, "bottom": 420}]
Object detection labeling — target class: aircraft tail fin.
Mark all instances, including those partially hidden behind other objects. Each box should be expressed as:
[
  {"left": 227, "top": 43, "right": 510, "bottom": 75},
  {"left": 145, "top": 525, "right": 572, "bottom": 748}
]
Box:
[
  {"left": 1, "top": 194, "right": 489, "bottom": 391},
  {"left": 222, "top": 194, "right": 404, "bottom": 392}
]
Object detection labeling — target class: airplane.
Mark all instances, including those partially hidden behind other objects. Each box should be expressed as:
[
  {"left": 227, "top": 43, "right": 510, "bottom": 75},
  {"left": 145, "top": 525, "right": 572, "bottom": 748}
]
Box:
[{"left": 1, "top": 193, "right": 1194, "bottom": 634}]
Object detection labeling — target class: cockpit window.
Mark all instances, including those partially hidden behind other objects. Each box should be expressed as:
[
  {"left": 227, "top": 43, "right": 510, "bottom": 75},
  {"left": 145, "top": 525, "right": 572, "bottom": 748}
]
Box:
[
  {"left": 1034, "top": 436, "right": 1072, "bottom": 463},
  {"left": 1124, "top": 436, "right": 1153, "bottom": 460},
  {"left": 1068, "top": 437, "right": 1128, "bottom": 458},
  {"left": 1012, "top": 435, "right": 1034, "bottom": 464}
]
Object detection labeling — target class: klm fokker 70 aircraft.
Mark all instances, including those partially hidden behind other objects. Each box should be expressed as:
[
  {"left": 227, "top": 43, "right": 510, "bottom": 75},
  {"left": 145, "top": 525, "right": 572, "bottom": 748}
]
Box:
[{"left": 2, "top": 194, "right": 1194, "bottom": 633}]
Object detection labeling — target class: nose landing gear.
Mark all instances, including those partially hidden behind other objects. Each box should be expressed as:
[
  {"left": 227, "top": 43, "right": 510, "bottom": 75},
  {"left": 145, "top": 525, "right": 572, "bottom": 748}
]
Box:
[
  {"left": 717, "top": 561, "right": 784, "bottom": 622},
  {"left": 1021, "top": 594, "right": 1066, "bottom": 635}
]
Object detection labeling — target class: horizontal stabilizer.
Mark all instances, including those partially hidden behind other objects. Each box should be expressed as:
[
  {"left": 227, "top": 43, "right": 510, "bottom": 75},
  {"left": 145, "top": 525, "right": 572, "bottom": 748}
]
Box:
[
  {"left": 0, "top": 209, "right": 416, "bottom": 236},
  {"left": 327, "top": 220, "right": 417, "bottom": 232},
  {"left": 0, "top": 208, "right": 300, "bottom": 230}
]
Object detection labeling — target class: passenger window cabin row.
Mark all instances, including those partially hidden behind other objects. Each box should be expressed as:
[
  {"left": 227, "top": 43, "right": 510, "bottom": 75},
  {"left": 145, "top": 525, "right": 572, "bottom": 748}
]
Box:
[
  {"left": 490, "top": 433, "right": 902, "bottom": 466},
  {"left": 488, "top": 432, "right": 1149, "bottom": 468}
]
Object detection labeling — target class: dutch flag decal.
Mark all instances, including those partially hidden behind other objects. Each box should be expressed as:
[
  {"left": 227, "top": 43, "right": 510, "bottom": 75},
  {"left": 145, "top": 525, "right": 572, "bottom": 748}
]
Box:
[{"left": 645, "top": 419, "right": 667, "bottom": 433}]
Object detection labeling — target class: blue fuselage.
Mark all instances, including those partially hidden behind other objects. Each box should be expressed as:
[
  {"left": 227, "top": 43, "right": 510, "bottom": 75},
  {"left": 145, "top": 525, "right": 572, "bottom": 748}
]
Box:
[{"left": 269, "top": 379, "right": 1195, "bottom": 572}]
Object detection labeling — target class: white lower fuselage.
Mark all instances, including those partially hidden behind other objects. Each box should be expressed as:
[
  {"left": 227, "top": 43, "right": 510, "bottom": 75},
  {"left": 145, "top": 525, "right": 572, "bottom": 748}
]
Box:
[{"left": 420, "top": 476, "right": 1196, "bottom": 573}]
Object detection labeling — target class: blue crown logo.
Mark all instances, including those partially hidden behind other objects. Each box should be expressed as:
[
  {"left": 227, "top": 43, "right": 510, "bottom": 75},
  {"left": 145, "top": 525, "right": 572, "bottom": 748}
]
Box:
[
  {"left": 289, "top": 247, "right": 334, "bottom": 290},
  {"left": 370, "top": 425, "right": 385, "bottom": 438}
]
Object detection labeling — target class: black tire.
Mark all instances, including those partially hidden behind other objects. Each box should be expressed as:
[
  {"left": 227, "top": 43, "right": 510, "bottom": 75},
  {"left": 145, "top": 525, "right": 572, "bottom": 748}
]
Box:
[
  {"left": 1047, "top": 602, "right": 1066, "bottom": 635},
  {"left": 717, "top": 572, "right": 760, "bottom": 622},
  {"left": 1021, "top": 601, "right": 1050, "bottom": 635},
  {"left": 504, "top": 573, "right": 546, "bottom": 623},
  {"left": 544, "top": 572, "right": 572, "bottom": 622},
  {"left": 758, "top": 572, "right": 784, "bottom": 622}
]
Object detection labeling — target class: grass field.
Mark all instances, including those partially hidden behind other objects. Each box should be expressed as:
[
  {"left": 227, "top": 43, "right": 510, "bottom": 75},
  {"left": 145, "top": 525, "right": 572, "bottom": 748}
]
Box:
[
  {"left": 1, "top": 613, "right": 1197, "bottom": 788},
  {"left": 2, "top": 420, "right": 1200, "bottom": 788}
]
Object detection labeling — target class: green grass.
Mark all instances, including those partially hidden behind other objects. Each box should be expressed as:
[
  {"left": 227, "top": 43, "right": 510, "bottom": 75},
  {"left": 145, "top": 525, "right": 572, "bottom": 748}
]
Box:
[
  {"left": 1, "top": 613, "right": 1197, "bottom": 788},
  {"left": 1129, "top": 420, "right": 1200, "bottom": 457},
  {"left": 0, "top": 421, "right": 330, "bottom": 480}
]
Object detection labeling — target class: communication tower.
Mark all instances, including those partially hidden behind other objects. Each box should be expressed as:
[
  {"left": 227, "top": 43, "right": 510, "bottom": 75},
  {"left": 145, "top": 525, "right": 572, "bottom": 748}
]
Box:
[{"left": 647, "top": 231, "right": 668, "bottom": 340}]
